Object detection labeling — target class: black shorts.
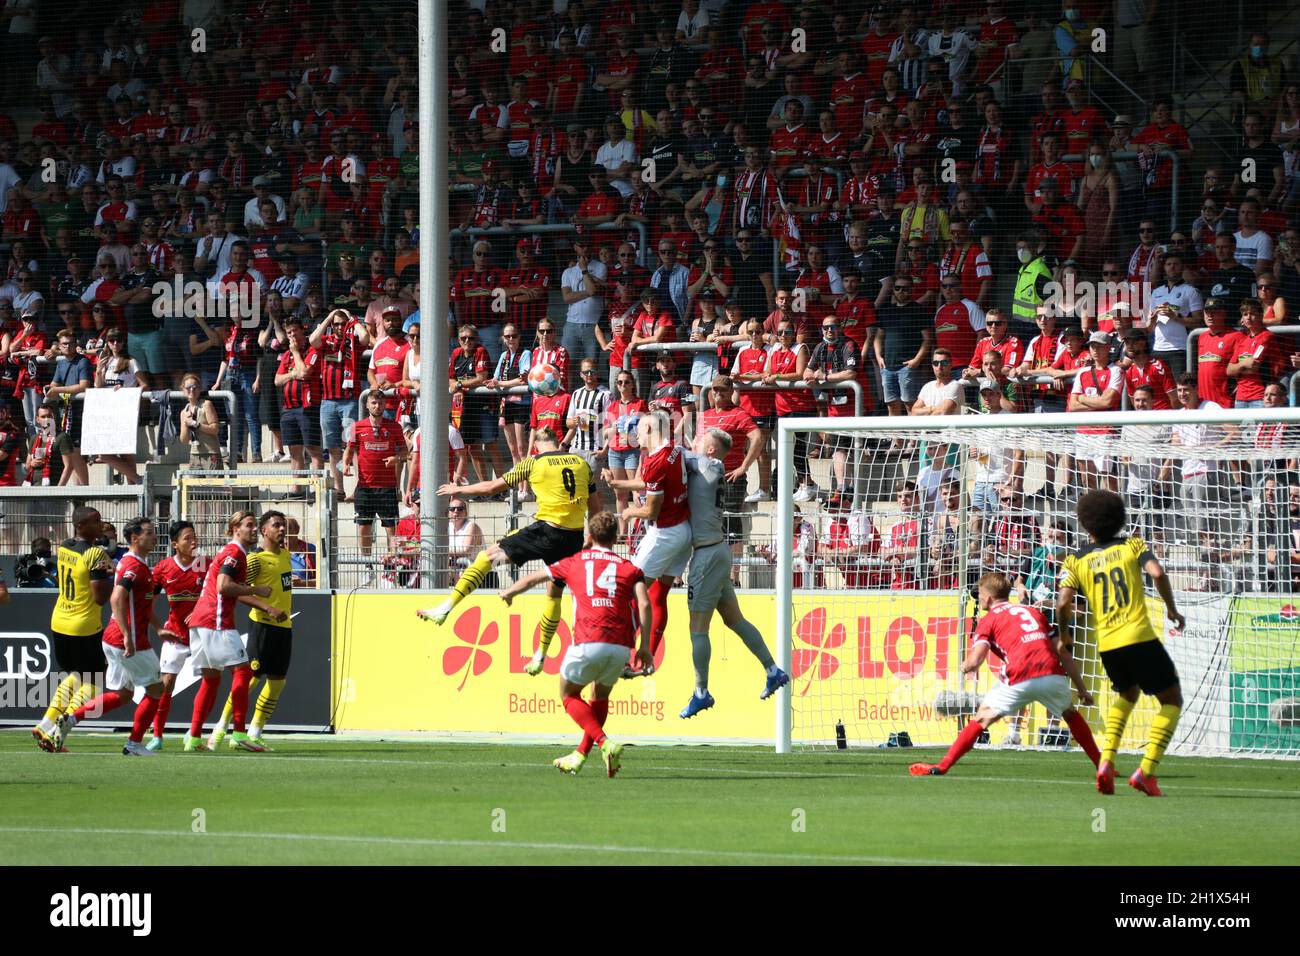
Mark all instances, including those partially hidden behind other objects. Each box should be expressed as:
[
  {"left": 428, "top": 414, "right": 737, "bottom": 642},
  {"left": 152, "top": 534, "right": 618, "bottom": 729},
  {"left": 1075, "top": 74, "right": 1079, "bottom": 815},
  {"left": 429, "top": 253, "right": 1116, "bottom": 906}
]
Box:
[
  {"left": 501, "top": 401, "right": 531, "bottom": 425},
  {"left": 721, "top": 473, "right": 748, "bottom": 542},
  {"left": 497, "top": 521, "right": 585, "bottom": 567},
  {"left": 281, "top": 406, "right": 322, "bottom": 448},
  {"left": 1100, "top": 640, "right": 1180, "bottom": 695},
  {"left": 249, "top": 621, "right": 293, "bottom": 677},
  {"left": 52, "top": 631, "right": 107, "bottom": 675},
  {"left": 752, "top": 414, "right": 776, "bottom": 431},
  {"left": 459, "top": 400, "right": 499, "bottom": 445},
  {"left": 354, "top": 486, "right": 399, "bottom": 527}
]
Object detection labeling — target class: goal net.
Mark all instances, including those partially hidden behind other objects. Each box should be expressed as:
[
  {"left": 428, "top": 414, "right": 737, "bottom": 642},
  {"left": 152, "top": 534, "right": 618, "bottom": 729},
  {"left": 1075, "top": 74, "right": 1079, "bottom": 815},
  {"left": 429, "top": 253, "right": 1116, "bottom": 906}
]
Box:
[{"left": 773, "top": 408, "right": 1300, "bottom": 760}]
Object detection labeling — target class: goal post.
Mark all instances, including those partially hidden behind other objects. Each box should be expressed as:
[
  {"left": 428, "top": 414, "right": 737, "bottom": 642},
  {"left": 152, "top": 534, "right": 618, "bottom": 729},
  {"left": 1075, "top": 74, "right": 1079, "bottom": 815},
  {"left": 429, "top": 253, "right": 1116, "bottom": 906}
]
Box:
[{"left": 775, "top": 407, "right": 1300, "bottom": 760}]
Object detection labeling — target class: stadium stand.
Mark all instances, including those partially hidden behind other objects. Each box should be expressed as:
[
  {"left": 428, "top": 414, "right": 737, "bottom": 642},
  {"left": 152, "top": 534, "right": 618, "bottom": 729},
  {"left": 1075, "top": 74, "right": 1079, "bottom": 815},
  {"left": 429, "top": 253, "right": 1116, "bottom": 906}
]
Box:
[{"left": 0, "top": 0, "right": 1298, "bottom": 595}]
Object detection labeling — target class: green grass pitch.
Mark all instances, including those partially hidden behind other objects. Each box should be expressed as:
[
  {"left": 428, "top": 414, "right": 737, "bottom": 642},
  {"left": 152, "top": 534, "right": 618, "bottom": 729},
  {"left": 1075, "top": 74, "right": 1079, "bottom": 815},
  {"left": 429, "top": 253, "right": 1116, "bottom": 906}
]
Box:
[{"left": 2, "top": 731, "right": 1298, "bottom": 865}]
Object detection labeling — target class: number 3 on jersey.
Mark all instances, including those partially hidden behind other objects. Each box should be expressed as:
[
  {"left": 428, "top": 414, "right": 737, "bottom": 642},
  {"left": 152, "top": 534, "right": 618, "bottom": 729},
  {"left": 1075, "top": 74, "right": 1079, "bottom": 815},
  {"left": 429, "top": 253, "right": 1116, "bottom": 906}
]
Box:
[{"left": 585, "top": 559, "right": 617, "bottom": 598}]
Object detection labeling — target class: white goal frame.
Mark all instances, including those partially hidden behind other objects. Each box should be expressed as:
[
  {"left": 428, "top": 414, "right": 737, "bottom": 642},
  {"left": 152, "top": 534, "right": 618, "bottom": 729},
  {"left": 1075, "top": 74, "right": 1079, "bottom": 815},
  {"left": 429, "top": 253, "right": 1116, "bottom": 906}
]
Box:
[{"left": 774, "top": 406, "right": 1300, "bottom": 755}]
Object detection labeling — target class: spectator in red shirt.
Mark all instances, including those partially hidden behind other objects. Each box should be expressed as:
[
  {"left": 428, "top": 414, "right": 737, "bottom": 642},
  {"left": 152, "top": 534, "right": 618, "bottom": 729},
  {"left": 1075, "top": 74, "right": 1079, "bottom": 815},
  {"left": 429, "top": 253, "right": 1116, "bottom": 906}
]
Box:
[
  {"left": 309, "top": 307, "right": 372, "bottom": 497},
  {"left": 368, "top": 307, "right": 412, "bottom": 421},
  {"left": 1228, "top": 297, "right": 1290, "bottom": 407},
  {"left": 964, "top": 308, "right": 1023, "bottom": 382},
  {"left": 343, "top": 390, "right": 409, "bottom": 556},
  {"left": 1119, "top": 329, "right": 1180, "bottom": 410},
  {"left": 273, "top": 317, "right": 323, "bottom": 482},
  {"left": 1032, "top": 178, "right": 1085, "bottom": 262}
]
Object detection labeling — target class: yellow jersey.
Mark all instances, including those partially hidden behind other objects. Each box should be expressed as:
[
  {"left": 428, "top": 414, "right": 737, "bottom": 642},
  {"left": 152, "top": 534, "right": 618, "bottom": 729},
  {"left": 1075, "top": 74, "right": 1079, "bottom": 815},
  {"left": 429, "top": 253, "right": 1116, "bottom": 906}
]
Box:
[
  {"left": 502, "top": 451, "right": 593, "bottom": 530},
  {"left": 50, "top": 539, "right": 111, "bottom": 637},
  {"left": 246, "top": 547, "right": 293, "bottom": 627},
  {"left": 1059, "top": 537, "right": 1159, "bottom": 653}
]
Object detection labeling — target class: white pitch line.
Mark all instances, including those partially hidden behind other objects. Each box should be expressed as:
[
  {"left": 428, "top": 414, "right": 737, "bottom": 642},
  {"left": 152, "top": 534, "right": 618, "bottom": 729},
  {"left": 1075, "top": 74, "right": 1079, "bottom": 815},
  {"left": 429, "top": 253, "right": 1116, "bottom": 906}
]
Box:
[
  {"left": 4, "top": 750, "right": 1297, "bottom": 795},
  {"left": 0, "top": 826, "right": 983, "bottom": 866}
]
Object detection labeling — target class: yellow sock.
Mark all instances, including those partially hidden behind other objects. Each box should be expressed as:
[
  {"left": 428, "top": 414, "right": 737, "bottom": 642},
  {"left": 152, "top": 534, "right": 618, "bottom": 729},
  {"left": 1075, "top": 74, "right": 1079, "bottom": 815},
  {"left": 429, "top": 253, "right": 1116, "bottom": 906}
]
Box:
[
  {"left": 43, "top": 674, "right": 80, "bottom": 724},
  {"left": 449, "top": 551, "right": 493, "bottom": 607},
  {"left": 1139, "top": 704, "right": 1181, "bottom": 776},
  {"left": 538, "top": 593, "right": 562, "bottom": 653},
  {"left": 252, "top": 679, "right": 285, "bottom": 733},
  {"left": 65, "top": 680, "right": 100, "bottom": 717},
  {"left": 1101, "top": 695, "right": 1136, "bottom": 765}
]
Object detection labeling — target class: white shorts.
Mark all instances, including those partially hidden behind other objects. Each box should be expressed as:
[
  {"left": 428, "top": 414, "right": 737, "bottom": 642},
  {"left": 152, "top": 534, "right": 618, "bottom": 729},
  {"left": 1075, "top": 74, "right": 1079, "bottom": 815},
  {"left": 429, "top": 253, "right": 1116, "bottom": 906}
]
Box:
[
  {"left": 158, "top": 640, "right": 192, "bottom": 676},
  {"left": 560, "top": 641, "right": 630, "bottom": 688},
  {"left": 687, "top": 541, "right": 736, "bottom": 613},
  {"left": 102, "top": 643, "right": 161, "bottom": 692},
  {"left": 189, "top": 626, "right": 249, "bottom": 672},
  {"left": 982, "top": 674, "right": 1073, "bottom": 718},
  {"left": 633, "top": 520, "right": 692, "bottom": 579}
]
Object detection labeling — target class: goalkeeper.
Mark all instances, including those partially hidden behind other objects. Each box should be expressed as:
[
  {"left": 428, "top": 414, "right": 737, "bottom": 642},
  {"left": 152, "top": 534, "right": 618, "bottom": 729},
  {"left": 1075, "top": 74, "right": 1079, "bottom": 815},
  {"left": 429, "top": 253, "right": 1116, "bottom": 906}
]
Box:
[
  {"left": 1057, "top": 489, "right": 1185, "bottom": 797},
  {"left": 417, "top": 428, "right": 600, "bottom": 631}
]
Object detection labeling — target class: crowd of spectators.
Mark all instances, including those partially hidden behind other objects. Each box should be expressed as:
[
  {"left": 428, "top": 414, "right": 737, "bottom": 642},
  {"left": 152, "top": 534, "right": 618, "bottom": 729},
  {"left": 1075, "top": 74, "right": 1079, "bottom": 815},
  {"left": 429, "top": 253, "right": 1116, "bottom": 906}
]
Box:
[{"left": 0, "top": 1, "right": 1298, "bottom": 592}]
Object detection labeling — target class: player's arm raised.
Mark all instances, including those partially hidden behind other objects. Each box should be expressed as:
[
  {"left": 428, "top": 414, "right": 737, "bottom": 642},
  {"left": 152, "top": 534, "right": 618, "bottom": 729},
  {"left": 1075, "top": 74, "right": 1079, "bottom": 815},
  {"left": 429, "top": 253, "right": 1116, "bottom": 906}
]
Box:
[
  {"left": 500, "top": 568, "right": 553, "bottom": 606},
  {"left": 1142, "top": 554, "right": 1186, "bottom": 631}
]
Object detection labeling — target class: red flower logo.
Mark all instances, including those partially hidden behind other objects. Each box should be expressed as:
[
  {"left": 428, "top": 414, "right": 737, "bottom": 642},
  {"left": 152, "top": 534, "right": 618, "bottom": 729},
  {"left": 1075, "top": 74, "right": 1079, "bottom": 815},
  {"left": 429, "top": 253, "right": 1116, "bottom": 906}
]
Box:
[
  {"left": 791, "top": 608, "right": 845, "bottom": 697},
  {"left": 442, "top": 606, "right": 498, "bottom": 691}
]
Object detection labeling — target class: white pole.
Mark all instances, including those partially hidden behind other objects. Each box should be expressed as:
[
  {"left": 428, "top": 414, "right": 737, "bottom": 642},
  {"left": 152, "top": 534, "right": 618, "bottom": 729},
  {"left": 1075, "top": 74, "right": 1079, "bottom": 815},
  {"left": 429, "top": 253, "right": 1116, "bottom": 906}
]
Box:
[
  {"left": 775, "top": 421, "right": 795, "bottom": 754},
  {"left": 418, "top": 0, "right": 449, "bottom": 588}
]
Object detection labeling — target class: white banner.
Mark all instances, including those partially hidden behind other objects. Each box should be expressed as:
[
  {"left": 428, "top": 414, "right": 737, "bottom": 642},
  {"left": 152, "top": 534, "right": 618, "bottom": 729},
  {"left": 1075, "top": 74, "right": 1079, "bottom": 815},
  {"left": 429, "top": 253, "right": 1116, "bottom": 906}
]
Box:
[{"left": 79, "top": 387, "right": 141, "bottom": 456}]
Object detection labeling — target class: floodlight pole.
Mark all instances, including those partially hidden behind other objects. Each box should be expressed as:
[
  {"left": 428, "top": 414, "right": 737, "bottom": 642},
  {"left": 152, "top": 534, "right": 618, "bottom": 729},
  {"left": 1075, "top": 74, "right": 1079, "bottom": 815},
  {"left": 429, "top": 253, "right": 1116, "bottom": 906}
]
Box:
[{"left": 418, "top": 0, "right": 449, "bottom": 588}]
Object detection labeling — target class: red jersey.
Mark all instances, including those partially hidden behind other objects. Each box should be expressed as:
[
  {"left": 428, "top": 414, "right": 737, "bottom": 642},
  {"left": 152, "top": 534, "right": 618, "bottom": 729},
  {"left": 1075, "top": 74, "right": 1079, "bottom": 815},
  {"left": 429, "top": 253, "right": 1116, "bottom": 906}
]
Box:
[
  {"left": 697, "top": 406, "right": 756, "bottom": 472},
  {"left": 530, "top": 391, "right": 571, "bottom": 432},
  {"left": 974, "top": 124, "right": 1016, "bottom": 188},
  {"left": 969, "top": 335, "right": 1022, "bottom": 373},
  {"left": 532, "top": 344, "right": 571, "bottom": 390},
  {"left": 769, "top": 124, "right": 810, "bottom": 172},
  {"left": 549, "top": 546, "right": 644, "bottom": 648},
  {"left": 641, "top": 442, "right": 690, "bottom": 528},
  {"left": 316, "top": 321, "right": 365, "bottom": 400},
  {"left": 973, "top": 601, "right": 1065, "bottom": 685},
  {"left": 834, "top": 296, "right": 876, "bottom": 353},
  {"left": 1071, "top": 363, "right": 1123, "bottom": 434},
  {"left": 939, "top": 242, "right": 993, "bottom": 302},
  {"left": 606, "top": 397, "right": 648, "bottom": 452},
  {"left": 348, "top": 415, "right": 406, "bottom": 488},
  {"left": 369, "top": 334, "right": 412, "bottom": 412},
  {"left": 934, "top": 301, "right": 983, "bottom": 368},
  {"left": 1024, "top": 160, "right": 1076, "bottom": 203},
  {"left": 1025, "top": 332, "right": 1063, "bottom": 394},
  {"left": 631, "top": 310, "right": 674, "bottom": 369},
  {"left": 188, "top": 541, "right": 248, "bottom": 632},
  {"left": 0, "top": 422, "right": 23, "bottom": 485},
  {"left": 733, "top": 344, "right": 774, "bottom": 417},
  {"left": 277, "top": 347, "right": 321, "bottom": 409},
  {"left": 1059, "top": 106, "right": 1108, "bottom": 173},
  {"left": 450, "top": 267, "right": 499, "bottom": 329},
  {"left": 1130, "top": 122, "right": 1191, "bottom": 190},
  {"left": 102, "top": 553, "right": 156, "bottom": 651},
  {"left": 1196, "top": 328, "right": 1240, "bottom": 408},
  {"left": 830, "top": 73, "right": 870, "bottom": 135},
  {"left": 767, "top": 345, "right": 816, "bottom": 414},
  {"left": 882, "top": 517, "right": 920, "bottom": 590},
  {"left": 153, "top": 554, "right": 205, "bottom": 644},
  {"left": 505, "top": 266, "right": 550, "bottom": 336},
  {"left": 1123, "top": 357, "right": 1177, "bottom": 409},
  {"left": 1231, "top": 329, "right": 1289, "bottom": 402}
]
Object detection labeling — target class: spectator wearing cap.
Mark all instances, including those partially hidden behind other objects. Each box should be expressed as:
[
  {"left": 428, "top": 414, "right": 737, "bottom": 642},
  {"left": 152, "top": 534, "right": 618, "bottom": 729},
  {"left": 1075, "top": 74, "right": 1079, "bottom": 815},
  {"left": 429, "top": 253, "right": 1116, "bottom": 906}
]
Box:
[
  {"left": 1120, "top": 327, "right": 1179, "bottom": 409},
  {"left": 1068, "top": 330, "right": 1124, "bottom": 490},
  {"left": 560, "top": 236, "right": 608, "bottom": 369},
  {"left": 450, "top": 239, "right": 503, "bottom": 368},
  {"left": 243, "top": 176, "right": 287, "bottom": 230}
]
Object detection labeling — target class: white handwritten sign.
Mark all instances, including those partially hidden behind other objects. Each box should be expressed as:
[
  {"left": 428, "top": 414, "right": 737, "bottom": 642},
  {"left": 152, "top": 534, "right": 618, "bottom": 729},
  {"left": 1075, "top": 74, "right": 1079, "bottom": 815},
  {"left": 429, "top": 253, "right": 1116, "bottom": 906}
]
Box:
[{"left": 79, "top": 388, "right": 142, "bottom": 456}]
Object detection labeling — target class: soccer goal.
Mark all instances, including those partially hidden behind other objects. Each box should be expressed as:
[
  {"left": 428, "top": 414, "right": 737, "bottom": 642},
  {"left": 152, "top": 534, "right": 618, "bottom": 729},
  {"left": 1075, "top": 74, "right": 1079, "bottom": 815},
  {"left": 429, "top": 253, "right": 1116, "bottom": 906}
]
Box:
[{"left": 774, "top": 407, "right": 1300, "bottom": 760}]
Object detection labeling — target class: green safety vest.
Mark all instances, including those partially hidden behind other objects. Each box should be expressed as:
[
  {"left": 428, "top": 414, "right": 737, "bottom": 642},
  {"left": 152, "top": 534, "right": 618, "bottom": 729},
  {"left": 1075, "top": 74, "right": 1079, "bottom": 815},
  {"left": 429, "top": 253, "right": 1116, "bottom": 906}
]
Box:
[{"left": 1013, "top": 257, "right": 1053, "bottom": 321}]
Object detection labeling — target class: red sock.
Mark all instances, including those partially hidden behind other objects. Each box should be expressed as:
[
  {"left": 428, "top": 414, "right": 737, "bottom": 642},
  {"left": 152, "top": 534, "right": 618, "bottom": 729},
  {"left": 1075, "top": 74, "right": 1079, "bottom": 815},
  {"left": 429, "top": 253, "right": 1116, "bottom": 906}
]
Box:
[
  {"left": 152, "top": 689, "right": 172, "bottom": 737},
  {"left": 938, "top": 721, "right": 984, "bottom": 772},
  {"left": 230, "top": 665, "right": 253, "bottom": 733},
  {"left": 73, "top": 689, "right": 128, "bottom": 721},
  {"left": 578, "top": 699, "right": 610, "bottom": 756},
  {"left": 1063, "top": 710, "right": 1102, "bottom": 767},
  {"left": 563, "top": 695, "right": 606, "bottom": 748},
  {"left": 130, "top": 695, "right": 161, "bottom": 743},
  {"left": 190, "top": 674, "right": 220, "bottom": 737},
  {"left": 648, "top": 579, "right": 670, "bottom": 656}
]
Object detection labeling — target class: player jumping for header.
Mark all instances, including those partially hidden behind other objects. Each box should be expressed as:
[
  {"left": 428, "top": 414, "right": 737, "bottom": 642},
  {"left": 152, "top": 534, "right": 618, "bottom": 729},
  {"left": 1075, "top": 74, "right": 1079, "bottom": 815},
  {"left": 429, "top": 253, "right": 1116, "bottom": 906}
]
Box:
[
  {"left": 500, "top": 510, "right": 653, "bottom": 776},
  {"left": 678, "top": 428, "right": 789, "bottom": 718},
  {"left": 1057, "top": 489, "right": 1186, "bottom": 797},
  {"left": 909, "top": 571, "right": 1101, "bottom": 777},
  {"left": 418, "top": 429, "right": 600, "bottom": 654}
]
